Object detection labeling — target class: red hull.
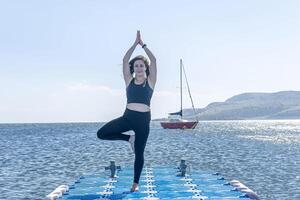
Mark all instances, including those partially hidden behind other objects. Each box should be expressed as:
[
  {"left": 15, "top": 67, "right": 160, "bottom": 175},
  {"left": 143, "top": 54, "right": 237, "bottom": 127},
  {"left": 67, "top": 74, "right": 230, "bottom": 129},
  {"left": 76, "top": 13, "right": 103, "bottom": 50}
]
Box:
[{"left": 160, "top": 121, "right": 198, "bottom": 129}]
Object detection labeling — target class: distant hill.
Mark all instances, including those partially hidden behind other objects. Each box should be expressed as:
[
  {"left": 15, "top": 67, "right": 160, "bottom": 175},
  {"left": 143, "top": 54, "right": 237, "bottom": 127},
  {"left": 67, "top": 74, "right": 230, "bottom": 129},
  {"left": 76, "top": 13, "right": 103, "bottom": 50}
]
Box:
[{"left": 155, "top": 91, "right": 300, "bottom": 120}]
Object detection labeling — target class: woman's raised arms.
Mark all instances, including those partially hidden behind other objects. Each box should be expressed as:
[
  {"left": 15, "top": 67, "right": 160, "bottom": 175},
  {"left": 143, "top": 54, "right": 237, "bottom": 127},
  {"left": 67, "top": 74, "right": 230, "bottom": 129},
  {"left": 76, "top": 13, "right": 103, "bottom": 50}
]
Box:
[
  {"left": 139, "top": 35, "right": 157, "bottom": 90},
  {"left": 123, "top": 31, "right": 140, "bottom": 87}
]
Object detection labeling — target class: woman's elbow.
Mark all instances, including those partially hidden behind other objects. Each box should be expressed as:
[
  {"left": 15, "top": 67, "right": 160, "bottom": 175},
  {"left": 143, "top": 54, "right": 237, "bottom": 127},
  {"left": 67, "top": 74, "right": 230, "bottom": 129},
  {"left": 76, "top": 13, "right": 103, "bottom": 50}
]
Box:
[{"left": 151, "top": 59, "right": 156, "bottom": 66}]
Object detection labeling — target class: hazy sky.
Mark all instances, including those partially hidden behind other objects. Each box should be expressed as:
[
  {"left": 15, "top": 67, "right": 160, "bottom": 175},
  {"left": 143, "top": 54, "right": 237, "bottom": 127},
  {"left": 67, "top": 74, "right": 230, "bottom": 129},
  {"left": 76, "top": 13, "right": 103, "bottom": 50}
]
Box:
[{"left": 0, "top": 0, "right": 299, "bottom": 123}]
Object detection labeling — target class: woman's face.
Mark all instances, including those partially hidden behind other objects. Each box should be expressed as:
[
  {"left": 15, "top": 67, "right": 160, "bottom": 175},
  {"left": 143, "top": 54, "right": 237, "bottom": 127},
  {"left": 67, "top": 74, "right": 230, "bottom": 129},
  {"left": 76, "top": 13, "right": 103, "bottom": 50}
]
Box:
[{"left": 133, "top": 59, "right": 146, "bottom": 77}]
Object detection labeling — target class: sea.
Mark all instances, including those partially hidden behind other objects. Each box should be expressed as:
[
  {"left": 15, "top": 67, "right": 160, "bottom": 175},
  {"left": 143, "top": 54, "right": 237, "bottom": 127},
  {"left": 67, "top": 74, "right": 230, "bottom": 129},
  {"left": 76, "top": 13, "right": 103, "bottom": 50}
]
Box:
[{"left": 0, "top": 120, "right": 299, "bottom": 200}]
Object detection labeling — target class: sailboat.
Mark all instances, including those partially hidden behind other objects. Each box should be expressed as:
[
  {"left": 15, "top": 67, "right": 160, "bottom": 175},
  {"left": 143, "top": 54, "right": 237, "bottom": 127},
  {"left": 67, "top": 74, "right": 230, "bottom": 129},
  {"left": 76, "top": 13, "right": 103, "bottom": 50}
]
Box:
[{"left": 160, "top": 59, "right": 199, "bottom": 129}]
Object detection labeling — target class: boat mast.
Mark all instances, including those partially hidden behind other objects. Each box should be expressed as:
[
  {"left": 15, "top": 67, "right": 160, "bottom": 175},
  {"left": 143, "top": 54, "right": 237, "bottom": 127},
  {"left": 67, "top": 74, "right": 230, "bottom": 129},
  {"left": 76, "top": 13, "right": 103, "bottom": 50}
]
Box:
[
  {"left": 181, "top": 60, "right": 199, "bottom": 122},
  {"left": 180, "top": 59, "right": 183, "bottom": 120}
]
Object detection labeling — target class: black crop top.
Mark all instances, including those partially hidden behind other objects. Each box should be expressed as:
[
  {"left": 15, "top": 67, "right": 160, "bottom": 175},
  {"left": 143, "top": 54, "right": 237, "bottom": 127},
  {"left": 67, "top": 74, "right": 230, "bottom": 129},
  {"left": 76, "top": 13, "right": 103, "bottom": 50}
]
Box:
[{"left": 126, "top": 77, "right": 153, "bottom": 106}]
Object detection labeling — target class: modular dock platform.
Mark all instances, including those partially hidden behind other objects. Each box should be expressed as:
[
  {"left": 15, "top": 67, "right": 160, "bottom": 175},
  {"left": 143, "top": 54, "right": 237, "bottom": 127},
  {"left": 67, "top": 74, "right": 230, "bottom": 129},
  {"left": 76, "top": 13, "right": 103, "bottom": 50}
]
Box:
[{"left": 46, "top": 160, "right": 259, "bottom": 200}]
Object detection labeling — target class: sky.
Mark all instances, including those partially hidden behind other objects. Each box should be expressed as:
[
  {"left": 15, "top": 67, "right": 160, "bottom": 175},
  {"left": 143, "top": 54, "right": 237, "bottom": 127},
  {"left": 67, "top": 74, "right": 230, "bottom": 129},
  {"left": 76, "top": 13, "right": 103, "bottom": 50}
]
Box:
[{"left": 0, "top": 0, "right": 299, "bottom": 123}]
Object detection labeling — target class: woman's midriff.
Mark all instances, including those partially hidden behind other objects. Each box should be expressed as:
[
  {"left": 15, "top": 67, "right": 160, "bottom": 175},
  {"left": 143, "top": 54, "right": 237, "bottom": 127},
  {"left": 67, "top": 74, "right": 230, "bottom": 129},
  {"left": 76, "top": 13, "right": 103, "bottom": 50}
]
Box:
[{"left": 126, "top": 103, "right": 151, "bottom": 112}]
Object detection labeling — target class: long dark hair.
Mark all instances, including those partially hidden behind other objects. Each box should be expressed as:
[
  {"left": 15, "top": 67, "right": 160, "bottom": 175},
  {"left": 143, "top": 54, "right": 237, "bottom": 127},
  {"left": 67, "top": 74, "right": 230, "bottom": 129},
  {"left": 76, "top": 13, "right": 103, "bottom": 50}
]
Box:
[{"left": 129, "top": 55, "right": 150, "bottom": 77}]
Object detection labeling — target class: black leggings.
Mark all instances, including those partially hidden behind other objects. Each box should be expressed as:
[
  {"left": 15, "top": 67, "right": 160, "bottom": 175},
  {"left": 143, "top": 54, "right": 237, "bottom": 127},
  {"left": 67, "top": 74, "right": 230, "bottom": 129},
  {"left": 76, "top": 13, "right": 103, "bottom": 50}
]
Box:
[{"left": 97, "top": 108, "right": 151, "bottom": 184}]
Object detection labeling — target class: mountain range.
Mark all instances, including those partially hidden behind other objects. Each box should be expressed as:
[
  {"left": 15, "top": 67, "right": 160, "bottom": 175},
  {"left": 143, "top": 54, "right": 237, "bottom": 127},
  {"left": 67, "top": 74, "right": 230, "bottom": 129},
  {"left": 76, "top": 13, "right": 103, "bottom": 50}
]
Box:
[{"left": 155, "top": 91, "right": 300, "bottom": 120}]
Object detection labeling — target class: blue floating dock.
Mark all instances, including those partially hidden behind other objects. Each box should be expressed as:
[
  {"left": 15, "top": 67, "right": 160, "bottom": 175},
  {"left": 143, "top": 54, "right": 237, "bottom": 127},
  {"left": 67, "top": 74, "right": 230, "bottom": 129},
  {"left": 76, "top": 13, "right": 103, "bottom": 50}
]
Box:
[{"left": 47, "top": 161, "right": 258, "bottom": 200}]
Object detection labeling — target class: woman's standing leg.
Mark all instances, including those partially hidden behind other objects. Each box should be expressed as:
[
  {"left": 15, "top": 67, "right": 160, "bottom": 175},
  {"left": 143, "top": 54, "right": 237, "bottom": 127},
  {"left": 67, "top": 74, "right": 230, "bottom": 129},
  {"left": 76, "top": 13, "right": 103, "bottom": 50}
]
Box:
[
  {"left": 132, "top": 115, "right": 151, "bottom": 184},
  {"left": 97, "top": 115, "right": 131, "bottom": 141}
]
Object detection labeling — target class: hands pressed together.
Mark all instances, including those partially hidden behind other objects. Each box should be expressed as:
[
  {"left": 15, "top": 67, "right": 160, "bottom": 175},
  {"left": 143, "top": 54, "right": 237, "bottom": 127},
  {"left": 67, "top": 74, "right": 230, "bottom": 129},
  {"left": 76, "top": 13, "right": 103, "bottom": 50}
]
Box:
[{"left": 134, "top": 30, "right": 144, "bottom": 46}]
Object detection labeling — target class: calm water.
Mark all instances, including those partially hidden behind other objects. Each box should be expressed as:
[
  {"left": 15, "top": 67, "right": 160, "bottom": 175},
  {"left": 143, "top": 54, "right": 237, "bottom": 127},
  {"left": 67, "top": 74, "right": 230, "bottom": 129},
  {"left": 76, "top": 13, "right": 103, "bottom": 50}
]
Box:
[{"left": 0, "top": 120, "right": 299, "bottom": 200}]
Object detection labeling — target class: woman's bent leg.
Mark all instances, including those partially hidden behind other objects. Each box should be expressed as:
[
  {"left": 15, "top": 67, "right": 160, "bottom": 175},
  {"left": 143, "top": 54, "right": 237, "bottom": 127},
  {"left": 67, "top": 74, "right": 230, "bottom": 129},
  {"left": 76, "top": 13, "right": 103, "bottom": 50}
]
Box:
[{"left": 97, "top": 116, "right": 131, "bottom": 141}]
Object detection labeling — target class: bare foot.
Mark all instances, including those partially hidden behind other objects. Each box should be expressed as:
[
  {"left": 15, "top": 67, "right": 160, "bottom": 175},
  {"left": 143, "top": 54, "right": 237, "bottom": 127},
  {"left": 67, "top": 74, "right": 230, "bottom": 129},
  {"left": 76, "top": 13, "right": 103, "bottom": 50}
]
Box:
[
  {"left": 130, "top": 182, "right": 139, "bottom": 192},
  {"left": 128, "top": 134, "right": 135, "bottom": 152}
]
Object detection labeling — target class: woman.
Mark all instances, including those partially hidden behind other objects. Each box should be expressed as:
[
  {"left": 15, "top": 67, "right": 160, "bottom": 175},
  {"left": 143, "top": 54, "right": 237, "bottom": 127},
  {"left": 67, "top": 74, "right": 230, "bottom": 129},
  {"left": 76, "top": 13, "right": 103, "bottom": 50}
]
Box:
[{"left": 97, "top": 30, "right": 157, "bottom": 192}]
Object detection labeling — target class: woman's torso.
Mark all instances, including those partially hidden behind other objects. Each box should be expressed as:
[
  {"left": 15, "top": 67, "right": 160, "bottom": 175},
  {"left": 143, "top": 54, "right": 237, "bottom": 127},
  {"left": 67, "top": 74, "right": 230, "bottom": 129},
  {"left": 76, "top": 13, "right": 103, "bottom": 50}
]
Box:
[{"left": 126, "top": 77, "right": 154, "bottom": 112}]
